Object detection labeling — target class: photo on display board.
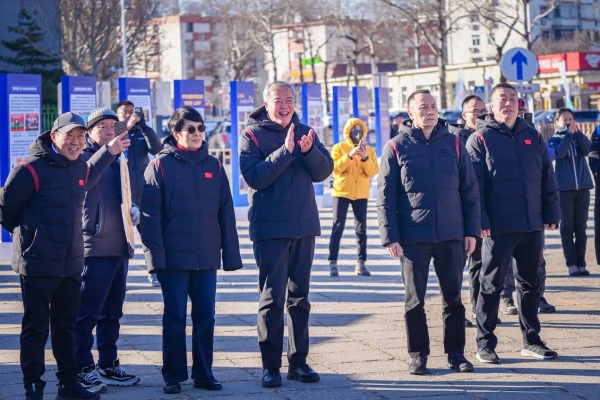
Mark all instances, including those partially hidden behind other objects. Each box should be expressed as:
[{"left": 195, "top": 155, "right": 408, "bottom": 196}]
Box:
[
  {"left": 10, "top": 114, "right": 25, "bottom": 132},
  {"left": 26, "top": 113, "right": 39, "bottom": 131}
]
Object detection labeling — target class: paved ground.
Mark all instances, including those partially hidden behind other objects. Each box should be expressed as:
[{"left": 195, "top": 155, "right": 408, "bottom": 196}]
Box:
[{"left": 1, "top": 200, "right": 600, "bottom": 399}]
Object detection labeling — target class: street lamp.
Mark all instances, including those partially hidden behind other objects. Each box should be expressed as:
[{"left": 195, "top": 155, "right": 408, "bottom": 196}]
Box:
[{"left": 121, "top": 0, "right": 134, "bottom": 76}]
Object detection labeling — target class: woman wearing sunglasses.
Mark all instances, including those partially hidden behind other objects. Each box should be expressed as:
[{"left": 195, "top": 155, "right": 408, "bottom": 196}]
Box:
[{"left": 139, "top": 106, "right": 243, "bottom": 395}]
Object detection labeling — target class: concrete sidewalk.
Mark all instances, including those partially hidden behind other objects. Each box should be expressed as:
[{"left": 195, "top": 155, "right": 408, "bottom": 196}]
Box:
[{"left": 1, "top": 200, "right": 599, "bottom": 399}]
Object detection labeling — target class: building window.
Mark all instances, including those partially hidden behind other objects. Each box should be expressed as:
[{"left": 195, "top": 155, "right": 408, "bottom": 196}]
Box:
[
  {"left": 555, "top": 5, "right": 576, "bottom": 18},
  {"left": 492, "top": 0, "right": 499, "bottom": 5},
  {"left": 539, "top": 5, "right": 548, "bottom": 15},
  {"left": 542, "top": 30, "right": 551, "bottom": 40},
  {"left": 186, "top": 22, "right": 193, "bottom": 33},
  {"left": 186, "top": 56, "right": 194, "bottom": 70},
  {"left": 472, "top": 35, "right": 480, "bottom": 46},
  {"left": 470, "top": 11, "right": 479, "bottom": 23},
  {"left": 487, "top": 33, "right": 495, "bottom": 44}
]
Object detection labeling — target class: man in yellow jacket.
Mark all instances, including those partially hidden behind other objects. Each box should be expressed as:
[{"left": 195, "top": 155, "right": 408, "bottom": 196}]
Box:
[{"left": 328, "top": 118, "right": 379, "bottom": 276}]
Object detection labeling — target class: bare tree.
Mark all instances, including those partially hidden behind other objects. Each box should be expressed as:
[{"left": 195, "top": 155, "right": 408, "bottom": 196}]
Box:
[
  {"left": 474, "top": 0, "right": 559, "bottom": 81},
  {"left": 534, "top": 30, "right": 593, "bottom": 55},
  {"left": 380, "top": 0, "right": 469, "bottom": 109},
  {"left": 22, "top": 0, "right": 163, "bottom": 80}
]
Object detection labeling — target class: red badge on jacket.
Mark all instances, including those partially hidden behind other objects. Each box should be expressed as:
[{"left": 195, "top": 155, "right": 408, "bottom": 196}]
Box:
[
  {"left": 78, "top": 179, "right": 84, "bottom": 186},
  {"left": 205, "top": 172, "right": 213, "bottom": 179},
  {"left": 524, "top": 139, "right": 532, "bottom": 145}
]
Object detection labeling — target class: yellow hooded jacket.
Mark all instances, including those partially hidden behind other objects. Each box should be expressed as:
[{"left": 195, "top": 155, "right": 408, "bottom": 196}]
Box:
[{"left": 331, "top": 118, "right": 379, "bottom": 200}]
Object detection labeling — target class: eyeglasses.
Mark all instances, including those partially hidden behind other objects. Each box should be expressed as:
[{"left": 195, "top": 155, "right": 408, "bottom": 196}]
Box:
[
  {"left": 181, "top": 124, "right": 206, "bottom": 134},
  {"left": 464, "top": 109, "right": 488, "bottom": 115}
]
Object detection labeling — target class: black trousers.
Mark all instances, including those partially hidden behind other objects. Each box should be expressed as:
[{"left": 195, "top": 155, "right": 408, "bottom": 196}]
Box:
[
  {"left": 401, "top": 240, "right": 466, "bottom": 357},
  {"left": 469, "top": 238, "right": 547, "bottom": 311},
  {"left": 254, "top": 237, "right": 315, "bottom": 369},
  {"left": 20, "top": 274, "right": 82, "bottom": 387},
  {"left": 476, "top": 231, "right": 543, "bottom": 350},
  {"left": 560, "top": 189, "right": 590, "bottom": 267},
  {"left": 328, "top": 197, "right": 368, "bottom": 262}
]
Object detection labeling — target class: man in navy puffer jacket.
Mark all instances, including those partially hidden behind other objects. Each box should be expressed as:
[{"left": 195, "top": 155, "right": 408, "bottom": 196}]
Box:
[
  {"left": 240, "top": 81, "right": 333, "bottom": 388},
  {"left": 378, "top": 89, "right": 480, "bottom": 375},
  {"left": 466, "top": 83, "right": 561, "bottom": 365}
]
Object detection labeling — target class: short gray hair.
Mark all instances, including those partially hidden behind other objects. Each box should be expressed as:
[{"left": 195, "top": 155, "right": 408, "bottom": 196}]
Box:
[{"left": 263, "top": 81, "right": 295, "bottom": 103}]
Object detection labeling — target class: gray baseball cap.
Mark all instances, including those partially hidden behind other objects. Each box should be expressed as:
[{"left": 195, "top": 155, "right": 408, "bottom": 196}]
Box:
[{"left": 51, "top": 112, "right": 86, "bottom": 133}]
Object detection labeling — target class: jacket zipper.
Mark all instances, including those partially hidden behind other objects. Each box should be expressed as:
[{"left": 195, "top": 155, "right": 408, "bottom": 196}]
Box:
[
  {"left": 512, "top": 135, "right": 530, "bottom": 228},
  {"left": 570, "top": 141, "right": 579, "bottom": 190},
  {"left": 426, "top": 141, "right": 438, "bottom": 242}
]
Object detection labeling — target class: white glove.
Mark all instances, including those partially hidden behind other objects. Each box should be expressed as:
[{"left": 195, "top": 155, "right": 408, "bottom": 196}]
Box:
[{"left": 130, "top": 206, "right": 140, "bottom": 226}]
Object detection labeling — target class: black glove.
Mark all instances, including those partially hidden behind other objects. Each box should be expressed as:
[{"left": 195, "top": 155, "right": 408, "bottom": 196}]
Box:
[{"left": 136, "top": 111, "right": 148, "bottom": 129}]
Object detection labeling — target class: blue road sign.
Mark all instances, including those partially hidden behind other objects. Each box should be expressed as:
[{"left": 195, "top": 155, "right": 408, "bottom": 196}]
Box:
[
  {"left": 500, "top": 47, "right": 539, "bottom": 83},
  {"left": 473, "top": 86, "right": 485, "bottom": 96}
]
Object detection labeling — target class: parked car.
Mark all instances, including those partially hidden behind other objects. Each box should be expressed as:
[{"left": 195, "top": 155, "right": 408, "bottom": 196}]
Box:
[
  {"left": 207, "top": 121, "right": 231, "bottom": 162},
  {"left": 439, "top": 110, "right": 464, "bottom": 124}
]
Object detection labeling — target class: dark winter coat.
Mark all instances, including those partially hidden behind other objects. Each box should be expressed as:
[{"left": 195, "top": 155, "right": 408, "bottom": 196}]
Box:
[
  {"left": 126, "top": 124, "right": 161, "bottom": 207},
  {"left": 466, "top": 115, "right": 560, "bottom": 235},
  {"left": 239, "top": 106, "right": 334, "bottom": 242},
  {"left": 377, "top": 119, "right": 480, "bottom": 247},
  {"left": 81, "top": 136, "right": 132, "bottom": 259},
  {"left": 586, "top": 129, "right": 600, "bottom": 264},
  {"left": 140, "top": 136, "right": 242, "bottom": 273},
  {"left": 547, "top": 128, "right": 593, "bottom": 192},
  {"left": 0, "top": 131, "right": 115, "bottom": 277},
  {"left": 449, "top": 123, "right": 475, "bottom": 143}
]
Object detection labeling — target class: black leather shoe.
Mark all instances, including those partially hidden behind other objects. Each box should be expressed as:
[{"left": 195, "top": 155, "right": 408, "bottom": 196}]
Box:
[
  {"left": 193, "top": 379, "right": 222, "bottom": 391},
  {"left": 56, "top": 383, "right": 100, "bottom": 399},
  {"left": 287, "top": 363, "right": 320, "bottom": 383},
  {"left": 262, "top": 369, "right": 282, "bottom": 388},
  {"left": 408, "top": 356, "right": 428, "bottom": 375},
  {"left": 163, "top": 382, "right": 181, "bottom": 394}
]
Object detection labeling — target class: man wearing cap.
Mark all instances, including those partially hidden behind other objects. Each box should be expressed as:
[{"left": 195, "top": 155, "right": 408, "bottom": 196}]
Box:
[
  {"left": 74, "top": 108, "right": 140, "bottom": 394},
  {"left": 0, "top": 112, "right": 130, "bottom": 400}
]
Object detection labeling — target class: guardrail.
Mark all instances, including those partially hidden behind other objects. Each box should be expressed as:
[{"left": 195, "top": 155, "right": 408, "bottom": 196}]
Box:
[{"left": 539, "top": 121, "right": 598, "bottom": 140}]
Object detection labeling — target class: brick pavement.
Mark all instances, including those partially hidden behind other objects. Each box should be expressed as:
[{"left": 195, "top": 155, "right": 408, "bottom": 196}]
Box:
[{"left": 1, "top": 200, "right": 599, "bottom": 399}]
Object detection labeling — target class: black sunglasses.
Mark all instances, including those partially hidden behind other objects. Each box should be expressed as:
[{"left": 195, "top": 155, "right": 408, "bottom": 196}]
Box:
[{"left": 182, "top": 124, "right": 206, "bottom": 134}]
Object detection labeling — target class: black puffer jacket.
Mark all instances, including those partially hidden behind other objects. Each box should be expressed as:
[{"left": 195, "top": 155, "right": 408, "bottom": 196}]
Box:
[
  {"left": 466, "top": 115, "right": 560, "bottom": 234},
  {"left": 127, "top": 124, "right": 161, "bottom": 207},
  {"left": 240, "top": 106, "right": 334, "bottom": 241},
  {"left": 449, "top": 123, "right": 475, "bottom": 143},
  {"left": 0, "top": 131, "right": 115, "bottom": 277},
  {"left": 81, "top": 136, "right": 131, "bottom": 258},
  {"left": 377, "top": 119, "right": 480, "bottom": 246},
  {"left": 140, "top": 136, "right": 242, "bottom": 273}
]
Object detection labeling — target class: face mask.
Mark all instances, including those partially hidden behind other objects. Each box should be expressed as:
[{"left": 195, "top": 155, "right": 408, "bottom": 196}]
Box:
[{"left": 350, "top": 125, "right": 363, "bottom": 144}]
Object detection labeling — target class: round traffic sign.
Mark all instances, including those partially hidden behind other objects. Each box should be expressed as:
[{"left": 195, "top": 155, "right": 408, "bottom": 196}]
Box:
[{"left": 500, "top": 47, "right": 539, "bottom": 83}]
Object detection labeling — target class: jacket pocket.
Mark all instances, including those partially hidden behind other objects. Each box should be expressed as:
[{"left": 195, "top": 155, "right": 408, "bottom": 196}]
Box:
[{"left": 21, "top": 226, "right": 43, "bottom": 257}]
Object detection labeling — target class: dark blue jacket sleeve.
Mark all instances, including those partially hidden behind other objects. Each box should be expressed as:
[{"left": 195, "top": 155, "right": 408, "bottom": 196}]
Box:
[
  {"left": 548, "top": 132, "right": 573, "bottom": 160},
  {"left": 139, "top": 161, "right": 166, "bottom": 271},
  {"left": 458, "top": 139, "right": 481, "bottom": 238},
  {"left": 377, "top": 142, "right": 401, "bottom": 246},
  {"left": 541, "top": 139, "right": 561, "bottom": 226},
  {"left": 300, "top": 134, "right": 334, "bottom": 183},
  {"left": 0, "top": 166, "right": 34, "bottom": 233},
  {"left": 589, "top": 136, "right": 600, "bottom": 178},
  {"left": 466, "top": 134, "right": 490, "bottom": 231},
  {"left": 219, "top": 167, "right": 243, "bottom": 271},
  {"left": 239, "top": 130, "right": 295, "bottom": 190},
  {"left": 85, "top": 145, "right": 116, "bottom": 190},
  {"left": 575, "top": 130, "right": 591, "bottom": 156}
]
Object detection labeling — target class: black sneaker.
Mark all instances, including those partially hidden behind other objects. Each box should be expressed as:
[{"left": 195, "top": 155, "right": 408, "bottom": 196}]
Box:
[
  {"left": 329, "top": 261, "right": 339, "bottom": 277},
  {"left": 193, "top": 379, "right": 222, "bottom": 391},
  {"left": 447, "top": 353, "right": 474, "bottom": 372},
  {"left": 56, "top": 383, "right": 100, "bottom": 400},
  {"left": 464, "top": 317, "right": 473, "bottom": 328},
  {"left": 163, "top": 382, "right": 181, "bottom": 394},
  {"left": 97, "top": 360, "right": 139, "bottom": 386},
  {"left": 287, "top": 363, "right": 320, "bottom": 383},
  {"left": 408, "top": 356, "right": 428, "bottom": 375},
  {"left": 25, "top": 381, "right": 45, "bottom": 400},
  {"left": 262, "top": 368, "right": 282, "bottom": 388},
  {"left": 539, "top": 297, "right": 556, "bottom": 313},
  {"left": 78, "top": 365, "right": 107, "bottom": 393},
  {"left": 476, "top": 348, "right": 500, "bottom": 364},
  {"left": 521, "top": 342, "right": 558, "bottom": 359}
]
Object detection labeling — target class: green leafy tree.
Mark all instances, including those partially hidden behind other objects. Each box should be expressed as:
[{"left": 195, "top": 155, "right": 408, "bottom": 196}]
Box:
[{"left": 0, "top": 8, "right": 63, "bottom": 105}]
